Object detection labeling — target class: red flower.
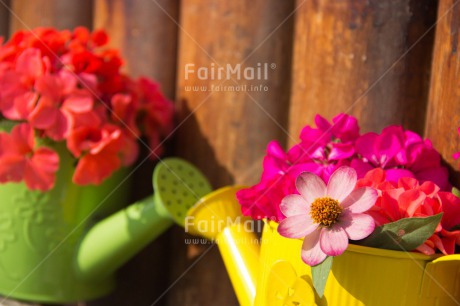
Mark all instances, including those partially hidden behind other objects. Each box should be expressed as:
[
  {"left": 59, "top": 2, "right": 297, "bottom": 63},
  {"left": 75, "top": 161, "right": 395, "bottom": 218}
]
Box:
[
  {"left": 132, "top": 77, "right": 174, "bottom": 156},
  {"left": 110, "top": 93, "right": 139, "bottom": 136},
  {"left": 0, "top": 48, "right": 44, "bottom": 120},
  {"left": 0, "top": 27, "right": 174, "bottom": 189},
  {"left": 29, "top": 71, "right": 93, "bottom": 140},
  {"left": 359, "top": 168, "right": 460, "bottom": 255},
  {"left": 0, "top": 123, "right": 59, "bottom": 191},
  {"left": 68, "top": 124, "right": 124, "bottom": 185}
]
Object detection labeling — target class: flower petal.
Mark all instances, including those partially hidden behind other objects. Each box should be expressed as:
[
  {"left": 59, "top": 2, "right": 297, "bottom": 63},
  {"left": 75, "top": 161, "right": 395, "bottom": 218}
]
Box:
[
  {"left": 45, "top": 111, "right": 69, "bottom": 141},
  {"left": 62, "top": 91, "right": 93, "bottom": 113},
  {"left": 375, "top": 126, "right": 404, "bottom": 166},
  {"left": 319, "top": 225, "right": 349, "bottom": 256},
  {"left": 415, "top": 242, "right": 435, "bottom": 255},
  {"left": 300, "top": 230, "right": 327, "bottom": 266},
  {"left": 429, "top": 235, "right": 456, "bottom": 255},
  {"left": 328, "top": 142, "right": 355, "bottom": 161},
  {"left": 278, "top": 214, "right": 318, "bottom": 239},
  {"left": 327, "top": 166, "right": 357, "bottom": 201},
  {"left": 416, "top": 167, "right": 450, "bottom": 191},
  {"left": 331, "top": 113, "right": 360, "bottom": 142},
  {"left": 340, "top": 212, "right": 375, "bottom": 240},
  {"left": 23, "top": 148, "right": 59, "bottom": 191},
  {"left": 0, "top": 155, "right": 26, "bottom": 183},
  {"left": 341, "top": 187, "right": 378, "bottom": 213},
  {"left": 32, "top": 148, "right": 60, "bottom": 173},
  {"left": 29, "top": 98, "right": 58, "bottom": 129},
  {"left": 72, "top": 150, "right": 121, "bottom": 185},
  {"left": 399, "top": 189, "right": 426, "bottom": 217},
  {"left": 438, "top": 192, "right": 460, "bottom": 230},
  {"left": 11, "top": 123, "right": 34, "bottom": 153},
  {"left": 355, "top": 132, "right": 378, "bottom": 163},
  {"left": 14, "top": 92, "right": 38, "bottom": 119},
  {"left": 279, "top": 194, "right": 310, "bottom": 217},
  {"left": 385, "top": 169, "right": 415, "bottom": 184},
  {"left": 350, "top": 158, "right": 374, "bottom": 180},
  {"left": 16, "top": 48, "right": 44, "bottom": 79},
  {"left": 314, "top": 114, "right": 332, "bottom": 132},
  {"left": 381, "top": 188, "right": 405, "bottom": 221},
  {"left": 296, "top": 172, "right": 326, "bottom": 203}
]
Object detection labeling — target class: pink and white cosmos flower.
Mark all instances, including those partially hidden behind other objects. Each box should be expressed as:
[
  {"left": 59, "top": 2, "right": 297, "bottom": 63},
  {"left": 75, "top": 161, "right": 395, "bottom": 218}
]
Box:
[{"left": 278, "top": 166, "right": 378, "bottom": 266}]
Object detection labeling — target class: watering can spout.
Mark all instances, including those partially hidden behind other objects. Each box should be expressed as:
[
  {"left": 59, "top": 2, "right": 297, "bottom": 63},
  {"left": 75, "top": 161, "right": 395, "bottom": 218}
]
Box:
[
  {"left": 75, "top": 196, "right": 172, "bottom": 281},
  {"left": 74, "top": 158, "right": 212, "bottom": 281},
  {"left": 187, "top": 186, "right": 261, "bottom": 306}
]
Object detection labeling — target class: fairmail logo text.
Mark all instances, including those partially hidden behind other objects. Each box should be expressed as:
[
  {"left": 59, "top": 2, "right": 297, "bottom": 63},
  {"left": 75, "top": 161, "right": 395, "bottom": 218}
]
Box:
[{"left": 184, "top": 63, "right": 274, "bottom": 81}]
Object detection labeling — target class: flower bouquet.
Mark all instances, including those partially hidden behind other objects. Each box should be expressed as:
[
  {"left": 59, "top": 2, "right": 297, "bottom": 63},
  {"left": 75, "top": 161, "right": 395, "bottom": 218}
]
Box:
[
  {"left": 237, "top": 114, "right": 460, "bottom": 306},
  {"left": 0, "top": 27, "right": 174, "bottom": 189},
  {"left": 0, "top": 27, "right": 175, "bottom": 302}
]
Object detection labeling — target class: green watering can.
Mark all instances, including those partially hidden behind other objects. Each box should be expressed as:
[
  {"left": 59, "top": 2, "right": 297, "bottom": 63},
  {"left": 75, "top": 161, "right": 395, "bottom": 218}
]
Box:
[{"left": 0, "top": 149, "right": 211, "bottom": 303}]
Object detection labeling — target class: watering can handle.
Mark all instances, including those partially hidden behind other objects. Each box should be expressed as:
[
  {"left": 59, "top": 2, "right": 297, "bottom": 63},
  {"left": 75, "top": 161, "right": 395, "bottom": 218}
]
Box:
[{"left": 216, "top": 223, "right": 260, "bottom": 306}]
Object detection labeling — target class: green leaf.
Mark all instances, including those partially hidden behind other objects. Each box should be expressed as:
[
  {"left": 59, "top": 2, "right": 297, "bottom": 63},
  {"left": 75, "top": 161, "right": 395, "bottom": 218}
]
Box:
[
  {"left": 312, "top": 256, "right": 333, "bottom": 298},
  {"left": 452, "top": 187, "right": 460, "bottom": 199},
  {"left": 357, "top": 213, "right": 443, "bottom": 251}
]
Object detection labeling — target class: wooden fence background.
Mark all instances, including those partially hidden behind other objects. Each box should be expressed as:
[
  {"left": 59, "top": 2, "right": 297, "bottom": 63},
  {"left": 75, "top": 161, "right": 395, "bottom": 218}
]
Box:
[{"left": 0, "top": 0, "right": 459, "bottom": 305}]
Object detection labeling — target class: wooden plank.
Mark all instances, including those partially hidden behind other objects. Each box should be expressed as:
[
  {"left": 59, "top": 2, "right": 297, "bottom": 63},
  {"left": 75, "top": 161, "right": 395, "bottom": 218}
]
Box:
[
  {"left": 288, "top": 0, "right": 437, "bottom": 140},
  {"left": 170, "top": 0, "right": 295, "bottom": 305},
  {"left": 93, "top": 0, "right": 179, "bottom": 98},
  {"left": 0, "top": 0, "right": 10, "bottom": 39},
  {"left": 175, "top": 0, "right": 295, "bottom": 187},
  {"left": 425, "top": 0, "right": 460, "bottom": 186},
  {"left": 90, "top": 1, "right": 180, "bottom": 306},
  {"left": 9, "top": 0, "right": 92, "bottom": 31}
]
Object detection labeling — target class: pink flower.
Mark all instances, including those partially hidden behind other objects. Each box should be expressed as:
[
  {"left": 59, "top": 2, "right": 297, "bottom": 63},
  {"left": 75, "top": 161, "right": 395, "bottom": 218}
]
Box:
[
  {"left": 237, "top": 175, "right": 297, "bottom": 222},
  {"left": 0, "top": 123, "right": 59, "bottom": 191},
  {"left": 237, "top": 141, "right": 317, "bottom": 222},
  {"left": 237, "top": 114, "right": 360, "bottom": 223},
  {"left": 353, "top": 126, "right": 450, "bottom": 190},
  {"left": 237, "top": 114, "right": 451, "bottom": 223},
  {"left": 287, "top": 114, "right": 359, "bottom": 176},
  {"left": 454, "top": 127, "right": 460, "bottom": 160},
  {"left": 278, "top": 166, "right": 377, "bottom": 266}
]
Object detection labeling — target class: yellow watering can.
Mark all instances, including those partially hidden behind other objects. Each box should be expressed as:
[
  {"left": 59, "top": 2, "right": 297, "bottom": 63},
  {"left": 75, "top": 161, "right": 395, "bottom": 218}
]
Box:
[{"left": 187, "top": 186, "right": 460, "bottom": 306}]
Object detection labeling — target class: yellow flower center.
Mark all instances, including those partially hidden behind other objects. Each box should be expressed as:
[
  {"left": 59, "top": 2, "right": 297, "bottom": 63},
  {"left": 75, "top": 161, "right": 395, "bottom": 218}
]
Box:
[{"left": 310, "top": 197, "right": 342, "bottom": 227}]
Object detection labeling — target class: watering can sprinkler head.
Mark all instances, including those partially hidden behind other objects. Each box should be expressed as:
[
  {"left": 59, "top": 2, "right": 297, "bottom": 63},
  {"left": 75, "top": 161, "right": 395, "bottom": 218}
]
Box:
[
  {"left": 75, "top": 158, "right": 212, "bottom": 281},
  {"left": 153, "top": 158, "right": 213, "bottom": 226},
  {"left": 185, "top": 186, "right": 250, "bottom": 240}
]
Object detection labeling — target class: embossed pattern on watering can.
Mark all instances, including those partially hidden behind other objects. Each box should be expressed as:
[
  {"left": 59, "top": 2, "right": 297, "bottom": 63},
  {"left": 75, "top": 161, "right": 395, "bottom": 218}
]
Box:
[{"left": 0, "top": 187, "right": 81, "bottom": 283}]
